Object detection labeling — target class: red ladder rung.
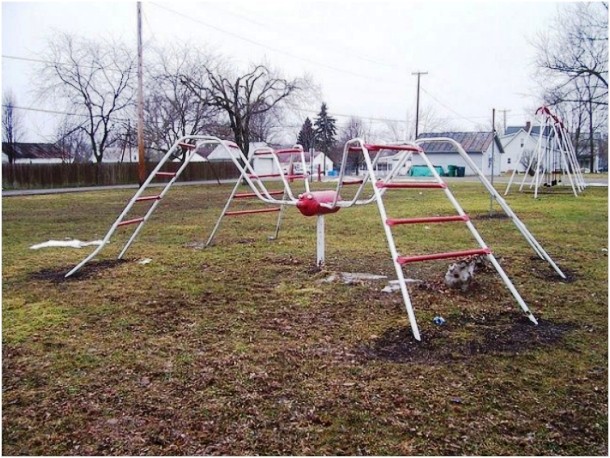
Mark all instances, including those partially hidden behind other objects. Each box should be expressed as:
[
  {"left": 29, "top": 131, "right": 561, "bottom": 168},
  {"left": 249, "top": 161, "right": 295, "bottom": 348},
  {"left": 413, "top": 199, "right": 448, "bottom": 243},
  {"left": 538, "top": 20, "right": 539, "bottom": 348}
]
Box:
[
  {"left": 397, "top": 248, "right": 491, "bottom": 265},
  {"left": 274, "top": 148, "right": 303, "bottom": 155},
  {"left": 225, "top": 208, "right": 281, "bottom": 216},
  {"left": 342, "top": 179, "right": 364, "bottom": 185},
  {"left": 376, "top": 181, "right": 446, "bottom": 189},
  {"left": 248, "top": 173, "right": 306, "bottom": 179},
  {"left": 135, "top": 195, "right": 162, "bottom": 202},
  {"left": 155, "top": 172, "right": 177, "bottom": 178},
  {"left": 234, "top": 190, "right": 284, "bottom": 199},
  {"left": 117, "top": 217, "right": 145, "bottom": 227},
  {"left": 178, "top": 142, "right": 196, "bottom": 150},
  {"left": 386, "top": 215, "right": 469, "bottom": 226},
  {"left": 348, "top": 144, "right": 422, "bottom": 153}
]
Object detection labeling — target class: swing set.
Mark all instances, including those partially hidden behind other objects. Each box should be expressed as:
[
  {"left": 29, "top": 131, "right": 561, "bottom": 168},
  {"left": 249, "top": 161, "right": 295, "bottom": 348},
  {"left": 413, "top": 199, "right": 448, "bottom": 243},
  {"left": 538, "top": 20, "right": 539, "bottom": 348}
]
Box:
[
  {"left": 65, "top": 135, "right": 566, "bottom": 340},
  {"left": 505, "top": 106, "right": 586, "bottom": 198}
]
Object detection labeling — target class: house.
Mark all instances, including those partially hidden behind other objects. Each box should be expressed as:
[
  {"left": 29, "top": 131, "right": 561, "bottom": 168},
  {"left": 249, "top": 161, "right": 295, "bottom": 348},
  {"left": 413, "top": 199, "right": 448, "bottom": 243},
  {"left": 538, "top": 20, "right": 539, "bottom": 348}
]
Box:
[
  {"left": 499, "top": 122, "right": 556, "bottom": 173},
  {"left": 415, "top": 132, "right": 502, "bottom": 176},
  {"left": 1, "top": 142, "right": 73, "bottom": 164}
]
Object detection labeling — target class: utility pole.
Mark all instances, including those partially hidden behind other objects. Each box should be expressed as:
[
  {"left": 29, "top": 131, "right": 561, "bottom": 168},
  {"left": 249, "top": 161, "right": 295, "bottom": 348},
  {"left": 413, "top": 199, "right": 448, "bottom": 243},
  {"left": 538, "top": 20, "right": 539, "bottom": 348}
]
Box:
[
  {"left": 411, "top": 71, "right": 428, "bottom": 139},
  {"left": 136, "top": 2, "right": 146, "bottom": 186},
  {"left": 490, "top": 108, "right": 496, "bottom": 215},
  {"left": 498, "top": 108, "right": 510, "bottom": 134}
]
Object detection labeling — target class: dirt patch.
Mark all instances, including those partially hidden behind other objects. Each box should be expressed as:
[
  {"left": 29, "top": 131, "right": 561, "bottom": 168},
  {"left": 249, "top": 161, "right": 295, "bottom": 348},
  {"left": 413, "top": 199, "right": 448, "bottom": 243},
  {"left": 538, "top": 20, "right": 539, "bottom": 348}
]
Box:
[
  {"left": 527, "top": 260, "right": 578, "bottom": 283},
  {"left": 28, "top": 259, "right": 127, "bottom": 283},
  {"left": 357, "top": 314, "right": 576, "bottom": 364}
]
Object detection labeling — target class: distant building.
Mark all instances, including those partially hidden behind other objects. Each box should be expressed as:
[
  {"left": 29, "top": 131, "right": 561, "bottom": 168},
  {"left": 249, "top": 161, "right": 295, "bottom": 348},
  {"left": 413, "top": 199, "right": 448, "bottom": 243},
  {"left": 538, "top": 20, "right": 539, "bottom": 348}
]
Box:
[
  {"left": 1, "top": 142, "right": 73, "bottom": 164},
  {"left": 416, "top": 132, "right": 502, "bottom": 176}
]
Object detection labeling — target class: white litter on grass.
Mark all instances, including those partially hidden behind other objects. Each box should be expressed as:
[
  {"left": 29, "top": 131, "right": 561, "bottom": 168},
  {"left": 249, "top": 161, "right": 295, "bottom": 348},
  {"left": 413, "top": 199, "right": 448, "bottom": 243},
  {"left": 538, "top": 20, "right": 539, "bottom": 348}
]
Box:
[
  {"left": 319, "top": 272, "right": 388, "bottom": 285},
  {"left": 381, "top": 279, "right": 422, "bottom": 293},
  {"left": 138, "top": 258, "right": 152, "bottom": 265},
  {"left": 30, "top": 239, "right": 103, "bottom": 250}
]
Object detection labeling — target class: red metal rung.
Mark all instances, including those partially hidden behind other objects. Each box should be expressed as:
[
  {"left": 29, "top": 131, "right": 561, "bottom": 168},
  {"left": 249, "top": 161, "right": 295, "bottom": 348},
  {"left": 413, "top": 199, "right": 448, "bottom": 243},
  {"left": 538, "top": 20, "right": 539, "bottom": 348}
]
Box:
[
  {"left": 376, "top": 181, "right": 446, "bottom": 189},
  {"left": 386, "top": 215, "right": 469, "bottom": 226},
  {"left": 349, "top": 144, "right": 422, "bottom": 153},
  {"left": 248, "top": 173, "right": 306, "bottom": 179},
  {"left": 342, "top": 179, "right": 364, "bottom": 185},
  {"left": 396, "top": 248, "right": 491, "bottom": 265},
  {"left": 155, "top": 172, "right": 177, "bottom": 178},
  {"left": 225, "top": 208, "right": 281, "bottom": 216},
  {"left": 135, "top": 195, "right": 162, "bottom": 202},
  {"left": 274, "top": 148, "right": 302, "bottom": 155},
  {"left": 234, "top": 190, "right": 284, "bottom": 199},
  {"left": 178, "top": 142, "right": 196, "bottom": 150},
  {"left": 118, "top": 217, "right": 145, "bottom": 227}
]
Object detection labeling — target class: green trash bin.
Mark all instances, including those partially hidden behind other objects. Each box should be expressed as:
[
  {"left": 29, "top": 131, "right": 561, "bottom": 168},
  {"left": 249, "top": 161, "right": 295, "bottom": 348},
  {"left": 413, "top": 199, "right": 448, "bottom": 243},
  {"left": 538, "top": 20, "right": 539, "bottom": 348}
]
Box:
[
  {"left": 447, "top": 165, "right": 457, "bottom": 177},
  {"left": 456, "top": 166, "right": 466, "bottom": 177}
]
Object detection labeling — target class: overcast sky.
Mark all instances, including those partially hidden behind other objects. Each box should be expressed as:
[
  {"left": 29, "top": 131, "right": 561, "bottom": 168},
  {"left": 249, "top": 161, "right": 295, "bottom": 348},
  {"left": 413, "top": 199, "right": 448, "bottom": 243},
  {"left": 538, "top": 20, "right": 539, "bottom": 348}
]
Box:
[{"left": 2, "top": 1, "right": 561, "bottom": 142}]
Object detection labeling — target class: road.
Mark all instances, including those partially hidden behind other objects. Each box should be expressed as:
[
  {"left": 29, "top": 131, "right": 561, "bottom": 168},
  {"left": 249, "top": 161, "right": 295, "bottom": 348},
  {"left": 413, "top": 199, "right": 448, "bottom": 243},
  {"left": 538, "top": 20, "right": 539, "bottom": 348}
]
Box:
[{"left": 2, "top": 174, "right": 607, "bottom": 197}]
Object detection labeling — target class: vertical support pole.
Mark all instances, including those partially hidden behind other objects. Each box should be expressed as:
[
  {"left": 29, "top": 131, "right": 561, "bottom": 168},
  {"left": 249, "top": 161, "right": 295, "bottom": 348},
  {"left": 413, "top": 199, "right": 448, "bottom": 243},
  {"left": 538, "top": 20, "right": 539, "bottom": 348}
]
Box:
[
  {"left": 490, "top": 108, "right": 496, "bottom": 215},
  {"left": 136, "top": 2, "right": 146, "bottom": 186},
  {"left": 316, "top": 215, "right": 325, "bottom": 267}
]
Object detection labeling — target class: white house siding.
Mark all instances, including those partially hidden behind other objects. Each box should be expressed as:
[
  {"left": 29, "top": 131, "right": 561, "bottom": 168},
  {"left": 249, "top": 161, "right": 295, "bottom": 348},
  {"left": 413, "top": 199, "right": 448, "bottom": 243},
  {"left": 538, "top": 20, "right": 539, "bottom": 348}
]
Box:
[
  {"left": 498, "top": 130, "right": 539, "bottom": 173},
  {"left": 312, "top": 153, "right": 333, "bottom": 173}
]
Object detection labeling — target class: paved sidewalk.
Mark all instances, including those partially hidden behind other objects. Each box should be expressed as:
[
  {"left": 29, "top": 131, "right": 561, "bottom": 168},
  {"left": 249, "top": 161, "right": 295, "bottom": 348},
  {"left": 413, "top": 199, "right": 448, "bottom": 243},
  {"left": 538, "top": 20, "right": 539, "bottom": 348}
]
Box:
[
  {"left": 3, "top": 174, "right": 607, "bottom": 197},
  {"left": 2, "top": 179, "right": 235, "bottom": 197}
]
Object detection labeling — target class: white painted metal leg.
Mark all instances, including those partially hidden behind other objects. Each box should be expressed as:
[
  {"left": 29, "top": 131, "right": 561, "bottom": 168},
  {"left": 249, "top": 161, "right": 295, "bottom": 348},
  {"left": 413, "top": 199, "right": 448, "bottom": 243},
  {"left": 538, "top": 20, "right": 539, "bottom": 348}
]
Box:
[{"left": 316, "top": 215, "right": 325, "bottom": 267}]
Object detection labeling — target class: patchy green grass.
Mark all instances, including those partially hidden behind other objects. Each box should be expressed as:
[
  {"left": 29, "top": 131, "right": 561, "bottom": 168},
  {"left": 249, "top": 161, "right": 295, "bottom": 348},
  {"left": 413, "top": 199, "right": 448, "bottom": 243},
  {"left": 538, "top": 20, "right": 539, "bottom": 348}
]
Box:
[{"left": 2, "top": 181, "right": 608, "bottom": 455}]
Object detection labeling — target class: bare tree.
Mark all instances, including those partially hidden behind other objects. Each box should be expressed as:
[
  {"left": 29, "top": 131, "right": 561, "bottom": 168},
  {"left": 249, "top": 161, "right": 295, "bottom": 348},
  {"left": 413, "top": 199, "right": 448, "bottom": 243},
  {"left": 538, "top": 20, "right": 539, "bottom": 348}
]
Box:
[
  {"left": 536, "top": 3, "right": 608, "bottom": 91},
  {"left": 144, "top": 45, "right": 223, "bottom": 161},
  {"left": 2, "top": 90, "right": 20, "bottom": 164},
  {"left": 180, "top": 60, "right": 307, "bottom": 157},
  {"left": 55, "top": 117, "right": 91, "bottom": 163},
  {"left": 337, "top": 116, "right": 371, "bottom": 173},
  {"left": 535, "top": 3, "right": 608, "bottom": 172},
  {"left": 37, "top": 33, "right": 136, "bottom": 164}
]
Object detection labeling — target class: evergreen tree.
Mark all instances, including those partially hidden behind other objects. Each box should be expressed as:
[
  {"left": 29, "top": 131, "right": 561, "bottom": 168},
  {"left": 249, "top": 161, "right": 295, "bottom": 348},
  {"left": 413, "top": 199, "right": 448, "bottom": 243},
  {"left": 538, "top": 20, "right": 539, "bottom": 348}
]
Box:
[
  {"left": 297, "top": 117, "right": 315, "bottom": 151},
  {"left": 313, "top": 103, "right": 337, "bottom": 155}
]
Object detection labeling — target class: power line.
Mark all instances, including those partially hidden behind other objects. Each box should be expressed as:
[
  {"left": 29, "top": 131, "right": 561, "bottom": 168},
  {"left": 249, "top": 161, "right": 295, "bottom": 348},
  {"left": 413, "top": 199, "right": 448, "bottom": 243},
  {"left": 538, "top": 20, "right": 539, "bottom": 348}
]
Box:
[
  {"left": 148, "top": 2, "right": 406, "bottom": 86},
  {"left": 202, "top": 3, "right": 406, "bottom": 70},
  {"left": 2, "top": 54, "right": 136, "bottom": 74}
]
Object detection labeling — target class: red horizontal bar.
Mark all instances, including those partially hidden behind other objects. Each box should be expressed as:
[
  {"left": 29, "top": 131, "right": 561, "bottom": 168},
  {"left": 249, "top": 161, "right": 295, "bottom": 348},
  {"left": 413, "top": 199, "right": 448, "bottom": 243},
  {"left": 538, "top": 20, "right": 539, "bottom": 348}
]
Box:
[
  {"left": 225, "top": 208, "right": 281, "bottom": 216},
  {"left": 178, "top": 142, "right": 196, "bottom": 150},
  {"left": 386, "top": 215, "right": 469, "bottom": 226},
  {"left": 273, "top": 148, "right": 302, "bottom": 155},
  {"left": 234, "top": 190, "right": 284, "bottom": 199},
  {"left": 342, "top": 179, "right": 364, "bottom": 185},
  {"left": 397, "top": 248, "right": 491, "bottom": 265},
  {"left": 155, "top": 172, "right": 176, "bottom": 177},
  {"left": 349, "top": 144, "right": 422, "bottom": 153},
  {"left": 253, "top": 148, "right": 301, "bottom": 156},
  {"left": 248, "top": 173, "right": 306, "bottom": 179},
  {"left": 376, "top": 181, "right": 446, "bottom": 189},
  {"left": 135, "top": 195, "right": 162, "bottom": 202},
  {"left": 117, "top": 217, "right": 145, "bottom": 227}
]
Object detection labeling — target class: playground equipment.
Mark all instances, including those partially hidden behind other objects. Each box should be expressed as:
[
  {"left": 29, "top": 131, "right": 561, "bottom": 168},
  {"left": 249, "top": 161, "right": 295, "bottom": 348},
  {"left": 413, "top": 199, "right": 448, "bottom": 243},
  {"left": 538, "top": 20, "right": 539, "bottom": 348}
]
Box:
[
  {"left": 505, "top": 106, "right": 586, "bottom": 198},
  {"left": 65, "top": 135, "right": 566, "bottom": 341}
]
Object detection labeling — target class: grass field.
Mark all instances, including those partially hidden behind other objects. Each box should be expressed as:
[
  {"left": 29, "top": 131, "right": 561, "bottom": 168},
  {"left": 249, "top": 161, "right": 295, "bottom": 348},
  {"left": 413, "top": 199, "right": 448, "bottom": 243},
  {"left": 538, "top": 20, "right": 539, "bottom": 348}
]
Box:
[{"left": 2, "top": 181, "right": 608, "bottom": 455}]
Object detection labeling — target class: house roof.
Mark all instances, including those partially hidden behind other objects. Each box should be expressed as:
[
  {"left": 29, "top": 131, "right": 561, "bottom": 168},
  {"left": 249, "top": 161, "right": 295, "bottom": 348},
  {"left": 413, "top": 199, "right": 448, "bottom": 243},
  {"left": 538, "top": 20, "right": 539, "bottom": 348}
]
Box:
[
  {"left": 505, "top": 125, "right": 554, "bottom": 136},
  {"left": 417, "top": 132, "right": 494, "bottom": 154},
  {"left": 1, "top": 142, "right": 72, "bottom": 160}
]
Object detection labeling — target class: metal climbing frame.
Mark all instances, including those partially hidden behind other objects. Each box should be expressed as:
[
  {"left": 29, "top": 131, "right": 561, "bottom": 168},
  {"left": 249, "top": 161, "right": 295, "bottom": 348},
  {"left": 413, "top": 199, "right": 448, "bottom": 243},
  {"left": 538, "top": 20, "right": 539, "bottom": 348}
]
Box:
[
  {"left": 505, "top": 106, "right": 586, "bottom": 198},
  {"left": 65, "top": 133, "right": 565, "bottom": 341}
]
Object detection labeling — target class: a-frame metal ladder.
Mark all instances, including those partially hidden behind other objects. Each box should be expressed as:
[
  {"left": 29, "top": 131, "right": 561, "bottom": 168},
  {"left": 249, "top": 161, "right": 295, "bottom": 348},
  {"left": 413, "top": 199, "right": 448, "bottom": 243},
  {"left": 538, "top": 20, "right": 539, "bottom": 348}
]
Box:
[
  {"left": 343, "top": 137, "right": 565, "bottom": 341},
  {"left": 65, "top": 136, "right": 242, "bottom": 277}
]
